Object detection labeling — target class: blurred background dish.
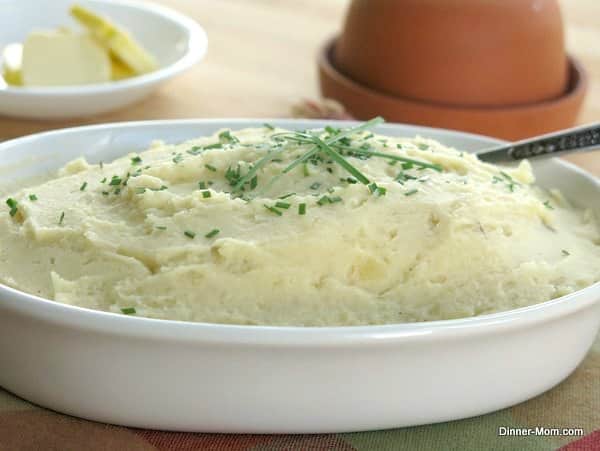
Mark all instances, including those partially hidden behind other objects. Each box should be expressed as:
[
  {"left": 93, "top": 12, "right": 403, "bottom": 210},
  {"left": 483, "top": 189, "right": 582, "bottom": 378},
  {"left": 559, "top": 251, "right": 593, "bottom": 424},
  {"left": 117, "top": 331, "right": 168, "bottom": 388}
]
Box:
[
  {"left": 334, "top": 0, "right": 568, "bottom": 107},
  {"left": 0, "top": 0, "right": 207, "bottom": 119},
  {"left": 321, "top": 0, "right": 587, "bottom": 140},
  {"left": 320, "top": 39, "right": 587, "bottom": 140}
]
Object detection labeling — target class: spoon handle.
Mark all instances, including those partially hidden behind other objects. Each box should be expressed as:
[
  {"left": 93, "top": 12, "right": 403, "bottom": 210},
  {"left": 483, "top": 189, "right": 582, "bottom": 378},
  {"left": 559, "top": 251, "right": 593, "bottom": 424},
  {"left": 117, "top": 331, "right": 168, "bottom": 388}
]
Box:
[{"left": 476, "top": 123, "right": 600, "bottom": 164}]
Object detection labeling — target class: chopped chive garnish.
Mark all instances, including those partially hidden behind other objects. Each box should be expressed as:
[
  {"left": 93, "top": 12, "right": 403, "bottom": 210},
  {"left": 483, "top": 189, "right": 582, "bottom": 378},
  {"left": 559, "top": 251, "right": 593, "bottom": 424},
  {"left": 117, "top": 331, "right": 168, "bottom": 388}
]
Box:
[
  {"left": 314, "top": 136, "right": 370, "bottom": 184},
  {"left": 276, "top": 117, "right": 384, "bottom": 180},
  {"left": 279, "top": 192, "right": 296, "bottom": 200},
  {"left": 80, "top": 182, "right": 88, "bottom": 192},
  {"left": 202, "top": 190, "right": 211, "bottom": 198},
  {"left": 375, "top": 186, "right": 387, "bottom": 196},
  {"left": 58, "top": 212, "right": 65, "bottom": 225},
  {"left": 184, "top": 230, "right": 196, "bottom": 239},
  {"left": 131, "top": 156, "right": 142, "bottom": 165},
  {"left": 205, "top": 229, "right": 220, "bottom": 238},
  {"left": 325, "top": 125, "right": 340, "bottom": 135},
  {"left": 310, "top": 182, "right": 321, "bottom": 190},
  {"left": 417, "top": 144, "right": 429, "bottom": 150},
  {"left": 187, "top": 146, "right": 203, "bottom": 156},
  {"left": 405, "top": 189, "right": 418, "bottom": 196},
  {"left": 561, "top": 249, "right": 570, "bottom": 256},
  {"left": 219, "top": 130, "right": 239, "bottom": 144},
  {"left": 250, "top": 176, "right": 258, "bottom": 189},
  {"left": 102, "top": 191, "right": 109, "bottom": 196},
  {"left": 264, "top": 204, "right": 283, "bottom": 216},
  {"left": 303, "top": 163, "right": 310, "bottom": 177},
  {"left": 29, "top": 194, "right": 38, "bottom": 201},
  {"left": 317, "top": 195, "right": 331, "bottom": 206},
  {"left": 6, "top": 198, "right": 18, "bottom": 217},
  {"left": 338, "top": 145, "right": 442, "bottom": 171},
  {"left": 155, "top": 226, "right": 167, "bottom": 231},
  {"left": 198, "top": 181, "right": 207, "bottom": 189},
  {"left": 231, "top": 148, "right": 285, "bottom": 195},
  {"left": 100, "top": 177, "right": 107, "bottom": 183},
  {"left": 205, "top": 164, "right": 217, "bottom": 172},
  {"left": 298, "top": 203, "right": 306, "bottom": 215},
  {"left": 109, "top": 176, "right": 122, "bottom": 186},
  {"left": 203, "top": 143, "right": 223, "bottom": 150},
  {"left": 329, "top": 196, "right": 342, "bottom": 203},
  {"left": 275, "top": 201, "right": 291, "bottom": 209},
  {"left": 121, "top": 307, "right": 136, "bottom": 315},
  {"left": 543, "top": 200, "right": 554, "bottom": 210},
  {"left": 264, "top": 123, "right": 275, "bottom": 130},
  {"left": 134, "top": 187, "right": 146, "bottom": 194},
  {"left": 368, "top": 183, "right": 378, "bottom": 194},
  {"left": 224, "top": 165, "right": 242, "bottom": 188},
  {"left": 172, "top": 154, "right": 184, "bottom": 164}
]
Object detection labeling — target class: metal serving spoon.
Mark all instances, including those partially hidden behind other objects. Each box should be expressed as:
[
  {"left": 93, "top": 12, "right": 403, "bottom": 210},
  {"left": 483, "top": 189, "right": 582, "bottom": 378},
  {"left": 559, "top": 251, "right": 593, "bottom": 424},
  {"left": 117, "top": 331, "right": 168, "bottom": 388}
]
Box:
[{"left": 476, "top": 123, "right": 600, "bottom": 164}]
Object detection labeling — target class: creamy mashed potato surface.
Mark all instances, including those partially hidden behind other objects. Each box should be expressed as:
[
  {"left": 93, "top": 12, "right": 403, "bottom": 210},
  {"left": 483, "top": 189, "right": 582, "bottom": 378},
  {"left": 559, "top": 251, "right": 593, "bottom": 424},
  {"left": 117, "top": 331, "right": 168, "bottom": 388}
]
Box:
[{"left": 1, "top": 124, "right": 599, "bottom": 325}]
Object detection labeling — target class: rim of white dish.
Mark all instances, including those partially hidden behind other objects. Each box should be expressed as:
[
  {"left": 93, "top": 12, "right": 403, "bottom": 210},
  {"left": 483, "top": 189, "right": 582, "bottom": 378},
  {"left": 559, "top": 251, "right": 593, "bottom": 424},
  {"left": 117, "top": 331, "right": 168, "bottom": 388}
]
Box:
[
  {"left": 0, "top": 0, "right": 207, "bottom": 96},
  {"left": 0, "top": 118, "right": 598, "bottom": 346}
]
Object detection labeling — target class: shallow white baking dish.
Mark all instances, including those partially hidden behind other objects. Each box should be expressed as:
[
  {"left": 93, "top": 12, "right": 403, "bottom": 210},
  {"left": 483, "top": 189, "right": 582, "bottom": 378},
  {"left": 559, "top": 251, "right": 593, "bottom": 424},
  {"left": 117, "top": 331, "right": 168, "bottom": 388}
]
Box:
[{"left": 0, "top": 119, "right": 598, "bottom": 433}]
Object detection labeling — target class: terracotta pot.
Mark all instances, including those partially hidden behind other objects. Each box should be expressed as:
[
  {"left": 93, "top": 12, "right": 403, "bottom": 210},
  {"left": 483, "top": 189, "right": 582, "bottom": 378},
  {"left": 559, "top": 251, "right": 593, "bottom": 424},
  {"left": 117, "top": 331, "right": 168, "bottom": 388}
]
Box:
[
  {"left": 319, "top": 39, "right": 587, "bottom": 140},
  {"left": 334, "top": 0, "right": 568, "bottom": 107}
]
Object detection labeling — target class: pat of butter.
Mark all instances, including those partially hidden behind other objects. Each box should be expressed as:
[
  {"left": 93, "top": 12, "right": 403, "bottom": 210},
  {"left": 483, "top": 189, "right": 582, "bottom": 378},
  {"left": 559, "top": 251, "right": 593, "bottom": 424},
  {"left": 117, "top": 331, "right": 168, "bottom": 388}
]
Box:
[
  {"left": 2, "top": 43, "right": 23, "bottom": 85},
  {"left": 22, "top": 31, "right": 111, "bottom": 86}
]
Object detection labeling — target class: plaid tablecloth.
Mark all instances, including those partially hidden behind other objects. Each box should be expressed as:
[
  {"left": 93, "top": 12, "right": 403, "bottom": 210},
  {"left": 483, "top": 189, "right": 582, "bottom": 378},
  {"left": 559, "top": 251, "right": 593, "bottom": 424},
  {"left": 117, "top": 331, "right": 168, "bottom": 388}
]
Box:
[{"left": 0, "top": 334, "right": 598, "bottom": 451}]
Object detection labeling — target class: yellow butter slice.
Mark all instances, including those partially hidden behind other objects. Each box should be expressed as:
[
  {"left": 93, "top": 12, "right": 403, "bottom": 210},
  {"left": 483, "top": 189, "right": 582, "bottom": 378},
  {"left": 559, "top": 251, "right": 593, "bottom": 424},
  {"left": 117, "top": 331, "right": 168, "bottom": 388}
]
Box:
[
  {"left": 2, "top": 43, "right": 23, "bottom": 86},
  {"left": 22, "top": 31, "right": 111, "bottom": 86},
  {"left": 70, "top": 4, "right": 158, "bottom": 75},
  {"left": 110, "top": 55, "right": 136, "bottom": 80}
]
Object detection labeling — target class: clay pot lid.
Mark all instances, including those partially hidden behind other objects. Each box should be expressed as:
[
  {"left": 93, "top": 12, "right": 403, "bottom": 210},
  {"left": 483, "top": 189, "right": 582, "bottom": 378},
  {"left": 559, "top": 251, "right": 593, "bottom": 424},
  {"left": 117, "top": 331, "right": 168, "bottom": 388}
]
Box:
[{"left": 318, "top": 38, "right": 588, "bottom": 141}]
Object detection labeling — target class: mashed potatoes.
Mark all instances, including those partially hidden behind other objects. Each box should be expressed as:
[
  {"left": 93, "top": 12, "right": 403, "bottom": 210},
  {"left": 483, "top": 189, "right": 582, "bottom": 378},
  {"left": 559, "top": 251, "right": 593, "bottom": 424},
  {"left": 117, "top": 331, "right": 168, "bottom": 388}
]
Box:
[{"left": 1, "top": 124, "right": 599, "bottom": 325}]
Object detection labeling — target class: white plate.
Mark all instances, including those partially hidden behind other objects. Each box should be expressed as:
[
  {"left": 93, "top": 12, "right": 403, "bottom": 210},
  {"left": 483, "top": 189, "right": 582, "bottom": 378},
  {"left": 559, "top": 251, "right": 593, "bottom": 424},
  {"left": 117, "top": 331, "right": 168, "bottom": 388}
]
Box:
[
  {"left": 0, "top": 0, "right": 207, "bottom": 119},
  {"left": 0, "top": 119, "right": 598, "bottom": 433}
]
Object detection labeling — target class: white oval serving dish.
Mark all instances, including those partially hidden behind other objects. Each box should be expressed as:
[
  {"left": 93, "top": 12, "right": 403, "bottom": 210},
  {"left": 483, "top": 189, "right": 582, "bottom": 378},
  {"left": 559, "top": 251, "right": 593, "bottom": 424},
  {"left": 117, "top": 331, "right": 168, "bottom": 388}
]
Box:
[
  {"left": 0, "top": 119, "right": 598, "bottom": 433},
  {"left": 0, "top": 0, "right": 207, "bottom": 119}
]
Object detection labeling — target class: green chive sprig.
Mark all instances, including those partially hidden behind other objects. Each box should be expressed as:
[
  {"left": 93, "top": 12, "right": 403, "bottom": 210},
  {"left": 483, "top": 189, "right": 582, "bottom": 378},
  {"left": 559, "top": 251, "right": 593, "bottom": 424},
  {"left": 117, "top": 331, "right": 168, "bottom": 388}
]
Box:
[
  {"left": 264, "top": 204, "right": 283, "bottom": 216},
  {"left": 6, "top": 198, "right": 18, "bottom": 217},
  {"left": 205, "top": 229, "right": 220, "bottom": 238}
]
